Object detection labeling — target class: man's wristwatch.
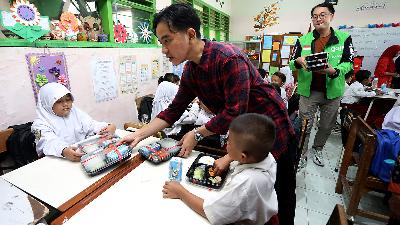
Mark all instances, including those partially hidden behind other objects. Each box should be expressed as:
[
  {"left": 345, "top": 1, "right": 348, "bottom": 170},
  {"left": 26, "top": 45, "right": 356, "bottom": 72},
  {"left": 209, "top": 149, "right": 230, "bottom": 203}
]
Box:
[{"left": 193, "top": 128, "right": 204, "bottom": 142}]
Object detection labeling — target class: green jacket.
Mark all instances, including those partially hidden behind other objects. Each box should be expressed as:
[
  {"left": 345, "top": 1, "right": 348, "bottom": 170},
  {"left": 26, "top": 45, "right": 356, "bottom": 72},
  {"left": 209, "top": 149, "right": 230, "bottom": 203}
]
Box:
[{"left": 289, "top": 28, "right": 354, "bottom": 99}]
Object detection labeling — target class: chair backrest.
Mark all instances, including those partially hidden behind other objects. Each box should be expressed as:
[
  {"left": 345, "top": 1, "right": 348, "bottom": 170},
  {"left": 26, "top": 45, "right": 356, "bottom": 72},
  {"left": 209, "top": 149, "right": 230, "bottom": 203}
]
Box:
[
  {"left": 343, "top": 111, "right": 355, "bottom": 132},
  {"left": 326, "top": 204, "right": 348, "bottom": 225},
  {"left": 0, "top": 128, "right": 13, "bottom": 154}
]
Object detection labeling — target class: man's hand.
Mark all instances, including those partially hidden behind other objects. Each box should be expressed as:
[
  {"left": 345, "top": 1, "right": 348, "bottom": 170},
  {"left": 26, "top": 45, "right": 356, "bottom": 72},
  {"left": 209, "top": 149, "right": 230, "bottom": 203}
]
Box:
[
  {"left": 177, "top": 130, "right": 197, "bottom": 158},
  {"left": 315, "top": 64, "right": 336, "bottom": 75},
  {"left": 117, "top": 130, "right": 145, "bottom": 148},
  {"left": 62, "top": 146, "right": 84, "bottom": 162},
  {"left": 162, "top": 181, "right": 186, "bottom": 199},
  {"left": 295, "top": 57, "right": 308, "bottom": 70}
]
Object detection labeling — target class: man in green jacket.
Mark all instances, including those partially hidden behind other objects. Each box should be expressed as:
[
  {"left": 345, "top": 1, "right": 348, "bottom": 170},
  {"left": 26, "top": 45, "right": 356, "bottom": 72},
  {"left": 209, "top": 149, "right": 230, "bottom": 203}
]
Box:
[{"left": 289, "top": 2, "right": 353, "bottom": 170}]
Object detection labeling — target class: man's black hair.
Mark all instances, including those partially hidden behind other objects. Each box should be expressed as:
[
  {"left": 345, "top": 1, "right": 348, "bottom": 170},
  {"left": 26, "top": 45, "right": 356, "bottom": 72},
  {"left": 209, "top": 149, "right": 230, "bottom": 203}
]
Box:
[
  {"left": 153, "top": 3, "right": 201, "bottom": 38},
  {"left": 311, "top": 2, "right": 335, "bottom": 16}
]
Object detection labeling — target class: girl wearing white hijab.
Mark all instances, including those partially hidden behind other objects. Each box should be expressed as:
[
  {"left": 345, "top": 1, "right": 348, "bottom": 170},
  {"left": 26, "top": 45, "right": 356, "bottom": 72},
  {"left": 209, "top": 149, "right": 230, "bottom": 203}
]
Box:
[
  {"left": 32, "top": 83, "right": 116, "bottom": 161},
  {"left": 382, "top": 105, "right": 400, "bottom": 134}
]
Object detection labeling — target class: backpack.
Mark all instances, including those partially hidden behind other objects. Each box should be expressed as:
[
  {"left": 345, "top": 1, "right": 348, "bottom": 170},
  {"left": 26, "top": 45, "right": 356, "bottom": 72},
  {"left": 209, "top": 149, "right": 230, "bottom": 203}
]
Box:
[
  {"left": 370, "top": 129, "right": 400, "bottom": 182},
  {"left": 138, "top": 96, "right": 154, "bottom": 123},
  {"left": 6, "top": 122, "right": 38, "bottom": 168}
]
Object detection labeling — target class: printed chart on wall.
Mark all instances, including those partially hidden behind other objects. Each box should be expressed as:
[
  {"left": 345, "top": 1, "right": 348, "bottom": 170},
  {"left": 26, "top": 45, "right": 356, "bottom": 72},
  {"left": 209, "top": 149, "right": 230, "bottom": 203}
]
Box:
[
  {"left": 162, "top": 54, "right": 172, "bottom": 74},
  {"left": 25, "top": 52, "right": 70, "bottom": 102},
  {"left": 119, "top": 55, "right": 138, "bottom": 95},
  {"left": 91, "top": 58, "right": 118, "bottom": 102},
  {"left": 151, "top": 58, "right": 160, "bottom": 80}
]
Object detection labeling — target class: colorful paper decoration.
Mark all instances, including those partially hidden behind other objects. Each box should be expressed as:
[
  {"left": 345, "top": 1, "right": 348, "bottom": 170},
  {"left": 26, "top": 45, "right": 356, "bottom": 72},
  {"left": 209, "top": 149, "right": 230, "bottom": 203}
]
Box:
[
  {"left": 0, "top": 0, "right": 49, "bottom": 42},
  {"left": 138, "top": 22, "right": 153, "bottom": 44},
  {"left": 10, "top": 0, "right": 40, "bottom": 26},
  {"left": 59, "top": 12, "right": 79, "bottom": 33},
  {"left": 26, "top": 53, "right": 71, "bottom": 102},
  {"left": 80, "top": 16, "right": 102, "bottom": 42},
  {"left": 253, "top": 2, "right": 279, "bottom": 32},
  {"left": 114, "top": 23, "right": 128, "bottom": 43},
  {"left": 262, "top": 50, "right": 271, "bottom": 63}
]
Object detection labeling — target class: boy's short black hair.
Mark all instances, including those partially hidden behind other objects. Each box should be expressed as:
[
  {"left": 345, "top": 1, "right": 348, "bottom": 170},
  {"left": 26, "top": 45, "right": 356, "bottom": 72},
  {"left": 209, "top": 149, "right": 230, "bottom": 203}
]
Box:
[
  {"left": 311, "top": 2, "right": 335, "bottom": 16},
  {"left": 229, "top": 113, "right": 276, "bottom": 161},
  {"left": 153, "top": 3, "right": 201, "bottom": 38},
  {"left": 355, "top": 70, "right": 371, "bottom": 83},
  {"left": 272, "top": 71, "right": 286, "bottom": 83},
  {"left": 159, "top": 73, "right": 177, "bottom": 84},
  {"left": 344, "top": 69, "right": 354, "bottom": 80},
  {"left": 257, "top": 68, "right": 267, "bottom": 79}
]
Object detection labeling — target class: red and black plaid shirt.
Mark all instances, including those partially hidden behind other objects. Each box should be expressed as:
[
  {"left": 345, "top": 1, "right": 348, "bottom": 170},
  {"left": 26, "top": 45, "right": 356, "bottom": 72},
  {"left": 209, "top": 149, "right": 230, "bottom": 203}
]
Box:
[{"left": 158, "top": 40, "right": 296, "bottom": 159}]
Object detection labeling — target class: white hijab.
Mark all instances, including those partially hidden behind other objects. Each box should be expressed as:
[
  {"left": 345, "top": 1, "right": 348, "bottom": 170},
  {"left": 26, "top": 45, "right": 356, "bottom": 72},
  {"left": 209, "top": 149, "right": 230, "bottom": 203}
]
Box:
[
  {"left": 32, "top": 83, "right": 107, "bottom": 157},
  {"left": 382, "top": 105, "right": 400, "bottom": 134}
]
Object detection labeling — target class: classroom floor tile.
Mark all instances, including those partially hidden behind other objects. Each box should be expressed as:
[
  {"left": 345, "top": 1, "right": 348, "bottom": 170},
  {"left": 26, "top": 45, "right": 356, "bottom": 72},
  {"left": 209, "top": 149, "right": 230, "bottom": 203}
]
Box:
[{"left": 295, "top": 126, "right": 391, "bottom": 225}]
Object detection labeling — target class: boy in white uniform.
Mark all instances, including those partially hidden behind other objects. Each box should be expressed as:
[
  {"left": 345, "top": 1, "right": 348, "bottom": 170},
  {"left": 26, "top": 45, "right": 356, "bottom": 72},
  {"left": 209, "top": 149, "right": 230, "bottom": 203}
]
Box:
[
  {"left": 32, "top": 83, "right": 116, "bottom": 161},
  {"left": 162, "top": 113, "right": 278, "bottom": 225}
]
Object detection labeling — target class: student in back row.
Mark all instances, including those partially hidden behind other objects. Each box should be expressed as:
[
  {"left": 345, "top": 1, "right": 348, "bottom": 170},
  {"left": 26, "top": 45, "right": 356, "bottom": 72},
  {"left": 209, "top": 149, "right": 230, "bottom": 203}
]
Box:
[
  {"left": 32, "top": 83, "right": 116, "bottom": 162},
  {"left": 162, "top": 113, "right": 278, "bottom": 225}
]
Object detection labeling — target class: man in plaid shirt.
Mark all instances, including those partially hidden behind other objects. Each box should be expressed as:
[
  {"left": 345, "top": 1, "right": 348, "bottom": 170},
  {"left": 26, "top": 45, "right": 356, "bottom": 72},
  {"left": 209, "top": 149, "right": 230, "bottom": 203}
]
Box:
[{"left": 120, "top": 3, "right": 297, "bottom": 225}]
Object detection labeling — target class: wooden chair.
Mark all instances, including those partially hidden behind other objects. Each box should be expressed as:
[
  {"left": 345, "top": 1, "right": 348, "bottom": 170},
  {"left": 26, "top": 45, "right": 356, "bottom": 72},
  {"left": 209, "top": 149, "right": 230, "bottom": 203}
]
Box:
[
  {"left": 335, "top": 116, "right": 389, "bottom": 222},
  {"left": 326, "top": 204, "right": 349, "bottom": 225},
  {"left": 0, "top": 128, "right": 14, "bottom": 175},
  {"left": 335, "top": 111, "right": 356, "bottom": 172}
]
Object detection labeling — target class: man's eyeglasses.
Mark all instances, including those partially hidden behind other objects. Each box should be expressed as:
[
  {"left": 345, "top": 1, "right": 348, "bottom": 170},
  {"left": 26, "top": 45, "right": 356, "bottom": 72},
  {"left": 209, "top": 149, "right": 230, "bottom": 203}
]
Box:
[{"left": 311, "top": 13, "right": 332, "bottom": 20}]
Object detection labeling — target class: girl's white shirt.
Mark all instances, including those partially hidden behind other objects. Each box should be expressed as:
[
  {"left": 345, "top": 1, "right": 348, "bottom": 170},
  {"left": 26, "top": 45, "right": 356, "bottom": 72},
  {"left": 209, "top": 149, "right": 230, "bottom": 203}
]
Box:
[{"left": 32, "top": 83, "right": 108, "bottom": 157}]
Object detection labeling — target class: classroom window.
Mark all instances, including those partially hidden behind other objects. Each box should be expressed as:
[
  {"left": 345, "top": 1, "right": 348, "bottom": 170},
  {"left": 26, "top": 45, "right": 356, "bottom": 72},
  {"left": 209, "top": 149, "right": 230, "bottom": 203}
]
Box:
[{"left": 112, "top": 2, "right": 153, "bottom": 44}]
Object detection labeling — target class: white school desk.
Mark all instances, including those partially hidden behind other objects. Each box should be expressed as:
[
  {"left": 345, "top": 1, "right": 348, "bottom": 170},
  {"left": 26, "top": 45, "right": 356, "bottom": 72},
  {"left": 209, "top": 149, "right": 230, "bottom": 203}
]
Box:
[
  {"left": 64, "top": 151, "right": 218, "bottom": 225},
  {"left": 363, "top": 90, "right": 399, "bottom": 121},
  {"left": 0, "top": 177, "right": 49, "bottom": 225},
  {"left": 1, "top": 130, "right": 158, "bottom": 213}
]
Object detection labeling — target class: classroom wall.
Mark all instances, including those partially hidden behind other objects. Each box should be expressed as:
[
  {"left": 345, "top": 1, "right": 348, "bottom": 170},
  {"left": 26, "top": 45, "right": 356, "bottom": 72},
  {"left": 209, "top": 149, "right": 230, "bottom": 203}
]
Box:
[
  {"left": 229, "top": 0, "right": 400, "bottom": 41},
  {"left": 0, "top": 47, "right": 163, "bottom": 130},
  {"left": 156, "top": 0, "right": 231, "bottom": 14}
]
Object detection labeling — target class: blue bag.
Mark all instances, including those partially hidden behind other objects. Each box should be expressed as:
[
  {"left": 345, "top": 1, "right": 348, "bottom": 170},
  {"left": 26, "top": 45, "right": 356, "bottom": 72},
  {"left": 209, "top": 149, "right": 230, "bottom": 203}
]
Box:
[{"left": 370, "top": 129, "right": 400, "bottom": 182}]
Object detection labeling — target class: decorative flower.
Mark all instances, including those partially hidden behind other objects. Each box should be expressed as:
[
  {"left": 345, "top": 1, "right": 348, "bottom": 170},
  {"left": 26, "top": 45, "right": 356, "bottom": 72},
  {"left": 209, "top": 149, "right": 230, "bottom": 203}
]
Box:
[
  {"left": 114, "top": 23, "right": 128, "bottom": 43},
  {"left": 138, "top": 22, "right": 152, "bottom": 44},
  {"left": 49, "top": 67, "right": 60, "bottom": 77},
  {"left": 30, "top": 55, "right": 39, "bottom": 66},
  {"left": 38, "top": 66, "right": 46, "bottom": 73},
  {"left": 59, "top": 12, "right": 79, "bottom": 33},
  {"left": 56, "top": 59, "right": 62, "bottom": 65},
  {"left": 10, "top": 0, "right": 40, "bottom": 26},
  {"left": 57, "top": 74, "right": 68, "bottom": 85},
  {"left": 35, "top": 74, "right": 48, "bottom": 87}
]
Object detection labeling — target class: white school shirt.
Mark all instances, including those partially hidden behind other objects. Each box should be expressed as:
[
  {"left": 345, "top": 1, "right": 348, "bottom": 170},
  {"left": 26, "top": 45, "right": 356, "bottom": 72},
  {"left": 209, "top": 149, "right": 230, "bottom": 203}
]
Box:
[
  {"left": 382, "top": 106, "right": 400, "bottom": 134},
  {"left": 341, "top": 81, "right": 376, "bottom": 104},
  {"left": 280, "top": 87, "right": 288, "bottom": 108},
  {"left": 203, "top": 153, "right": 278, "bottom": 225},
  {"left": 31, "top": 83, "right": 108, "bottom": 157}
]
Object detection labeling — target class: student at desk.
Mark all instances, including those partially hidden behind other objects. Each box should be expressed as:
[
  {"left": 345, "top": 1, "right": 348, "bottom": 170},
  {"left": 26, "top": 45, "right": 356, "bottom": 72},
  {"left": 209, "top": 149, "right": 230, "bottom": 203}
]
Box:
[
  {"left": 341, "top": 70, "right": 377, "bottom": 106},
  {"left": 31, "top": 83, "right": 116, "bottom": 162},
  {"left": 163, "top": 114, "right": 278, "bottom": 225}
]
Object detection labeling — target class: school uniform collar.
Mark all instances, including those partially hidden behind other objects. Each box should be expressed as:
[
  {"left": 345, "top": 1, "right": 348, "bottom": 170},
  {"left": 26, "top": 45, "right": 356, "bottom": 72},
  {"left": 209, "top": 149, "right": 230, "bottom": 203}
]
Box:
[{"left": 231, "top": 153, "right": 276, "bottom": 178}]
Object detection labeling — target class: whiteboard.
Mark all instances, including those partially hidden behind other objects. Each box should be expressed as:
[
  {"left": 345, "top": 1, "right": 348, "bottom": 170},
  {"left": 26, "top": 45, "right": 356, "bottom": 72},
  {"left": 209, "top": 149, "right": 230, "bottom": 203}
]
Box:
[{"left": 344, "top": 27, "right": 400, "bottom": 73}]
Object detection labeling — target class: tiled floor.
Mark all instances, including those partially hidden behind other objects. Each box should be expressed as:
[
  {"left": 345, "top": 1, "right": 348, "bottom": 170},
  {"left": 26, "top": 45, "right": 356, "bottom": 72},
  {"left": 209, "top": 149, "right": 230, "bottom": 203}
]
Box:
[{"left": 295, "top": 126, "right": 389, "bottom": 225}]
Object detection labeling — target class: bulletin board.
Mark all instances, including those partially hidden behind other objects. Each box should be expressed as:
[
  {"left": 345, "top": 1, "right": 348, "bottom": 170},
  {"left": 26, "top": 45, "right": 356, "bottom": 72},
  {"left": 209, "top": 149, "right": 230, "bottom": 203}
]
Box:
[
  {"left": 25, "top": 52, "right": 71, "bottom": 102},
  {"left": 260, "top": 33, "right": 301, "bottom": 72}
]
